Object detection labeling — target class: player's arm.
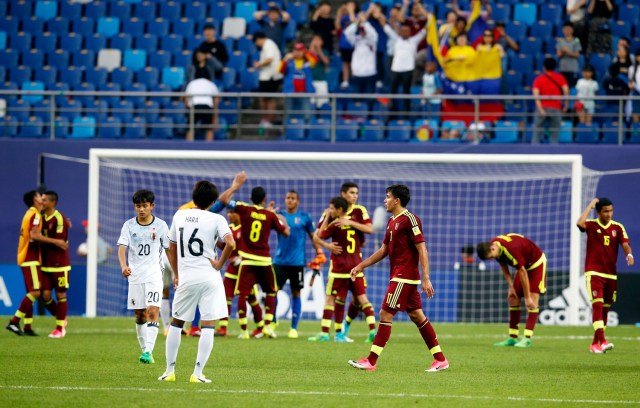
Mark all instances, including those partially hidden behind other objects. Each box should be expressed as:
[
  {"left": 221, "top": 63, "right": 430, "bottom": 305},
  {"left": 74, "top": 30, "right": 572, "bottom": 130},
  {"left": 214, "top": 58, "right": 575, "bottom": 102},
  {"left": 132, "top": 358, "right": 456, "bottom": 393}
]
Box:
[
  {"left": 335, "top": 217, "right": 373, "bottom": 234},
  {"left": 351, "top": 243, "right": 388, "bottom": 281},
  {"left": 498, "top": 262, "right": 515, "bottom": 295},
  {"left": 314, "top": 213, "right": 342, "bottom": 254},
  {"left": 168, "top": 241, "right": 178, "bottom": 287},
  {"left": 416, "top": 242, "right": 434, "bottom": 298},
  {"left": 217, "top": 171, "right": 247, "bottom": 206},
  {"left": 577, "top": 198, "right": 599, "bottom": 231},
  {"left": 275, "top": 213, "right": 291, "bottom": 237},
  {"left": 622, "top": 242, "right": 634, "bottom": 266},
  {"left": 211, "top": 233, "right": 235, "bottom": 271},
  {"left": 30, "top": 228, "right": 68, "bottom": 250},
  {"left": 118, "top": 245, "right": 131, "bottom": 277}
]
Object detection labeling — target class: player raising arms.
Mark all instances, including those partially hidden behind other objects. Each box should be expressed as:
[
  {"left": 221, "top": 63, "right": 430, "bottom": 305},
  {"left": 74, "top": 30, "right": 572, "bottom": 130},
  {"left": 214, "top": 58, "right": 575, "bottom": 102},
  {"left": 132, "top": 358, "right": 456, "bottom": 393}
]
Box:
[
  {"left": 577, "top": 198, "right": 633, "bottom": 354},
  {"left": 159, "top": 180, "right": 234, "bottom": 383},
  {"left": 477, "top": 233, "right": 547, "bottom": 348},
  {"left": 117, "top": 190, "right": 170, "bottom": 364},
  {"left": 348, "top": 185, "right": 449, "bottom": 372},
  {"left": 229, "top": 186, "right": 290, "bottom": 339}
]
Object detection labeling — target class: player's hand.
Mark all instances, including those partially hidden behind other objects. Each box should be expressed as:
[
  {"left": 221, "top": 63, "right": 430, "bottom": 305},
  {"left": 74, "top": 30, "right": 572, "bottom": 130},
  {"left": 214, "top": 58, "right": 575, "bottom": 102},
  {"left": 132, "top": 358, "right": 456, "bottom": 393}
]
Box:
[
  {"left": 232, "top": 170, "right": 247, "bottom": 188},
  {"left": 30, "top": 228, "right": 42, "bottom": 240},
  {"left": 173, "top": 277, "right": 179, "bottom": 290},
  {"left": 507, "top": 287, "right": 517, "bottom": 302},
  {"left": 231, "top": 256, "right": 242, "bottom": 266},
  {"left": 590, "top": 198, "right": 599, "bottom": 209},
  {"left": 422, "top": 277, "right": 434, "bottom": 298},
  {"left": 55, "top": 240, "right": 69, "bottom": 250},
  {"left": 334, "top": 218, "right": 352, "bottom": 228},
  {"left": 266, "top": 201, "right": 278, "bottom": 212},
  {"left": 210, "top": 258, "right": 223, "bottom": 271},
  {"left": 627, "top": 254, "right": 634, "bottom": 266},
  {"left": 524, "top": 296, "right": 535, "bottom": 310},
  {"left": 327, "top": 242, "right": 343, "bottom": 255},
  {"left": 122, "top": 266, "right": 132, "bottom": 278},
  {"left": 350, "top": 264, "right": 363, "bottom": 281}
]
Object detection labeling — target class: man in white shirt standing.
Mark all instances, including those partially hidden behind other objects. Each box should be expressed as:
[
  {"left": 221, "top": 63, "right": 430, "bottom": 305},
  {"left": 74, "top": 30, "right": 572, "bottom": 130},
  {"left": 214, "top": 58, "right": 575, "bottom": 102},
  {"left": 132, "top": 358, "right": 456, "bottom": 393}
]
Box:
[
  {"left": 344, "top": 10, "right": 378, "bottom": 95},
  {"left": 184, "top": 77, "right": 219, "bottom": 141},
  {"left": 253, "top": 31, "right": 283, "bottom": 127},
  {"left": 159, "top": 180, "right": 235, "bottom": 384}
]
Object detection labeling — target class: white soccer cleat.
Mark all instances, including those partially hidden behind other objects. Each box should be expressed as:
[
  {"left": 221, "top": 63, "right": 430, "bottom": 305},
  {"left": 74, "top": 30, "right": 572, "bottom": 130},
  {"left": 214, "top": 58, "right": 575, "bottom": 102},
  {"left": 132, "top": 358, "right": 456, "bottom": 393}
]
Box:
[{"left": 190, "top": 374, "right": 212, "bottom": 383}]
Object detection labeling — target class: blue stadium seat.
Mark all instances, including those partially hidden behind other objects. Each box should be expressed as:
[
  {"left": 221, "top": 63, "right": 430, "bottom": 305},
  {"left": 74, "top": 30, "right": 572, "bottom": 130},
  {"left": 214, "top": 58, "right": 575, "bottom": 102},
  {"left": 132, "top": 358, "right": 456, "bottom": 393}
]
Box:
[
  {"left": 85, "top": 33, "right": 107, "bottom": 52},
  {"left": 161, "top": 34, "right": 184, "bottom": 56},
  {"left": 10, "top": 32, "right": 32, "bottom": 53},
  {"left": 185, "top": 2, "right": 206, "bottom": 21},
  {"left": 149, "top": 116, "right": 174, "bottom": 139},
  {"left": 18, "top": 117, "right": 44, "bottom": 138},
  {"left": 346, "top": 100, "right": 369, "bottom": 121},
  {"left": 506, "top": 21, "right": 527, "bottom": 42},
  {"left": 8, "top": 98, "right": 32, "bottom": 122},
  {"left": 148, "top": 18, "right": 170, "bottom": 37},
  {"left": 628, "top": 123, "right": 640, "bottom": 144},
  {"left": 234, "top": 2, "right": 258, "bottom": 22},
  {"left": 161, "top": 66, "right": 185, "bottom": 90},
  {"left": 172, "top": 50, "right": 191, "bottom": 68},
  {"left": 123, "top": 49, "right": 147, "bottom": 73},
  {"left": 123, "top": 82, "right": 146, "bottom": 108},
  {"left": 99, "top": 116, "right": 122, "bottom": 138},
  {"left": 10, "top": 66, "right": 32, "bottom": 84},
  {"left": 0, "top": 17, "right": 19, "bottom": 34},
  {"left": 492, "top": 120, "right": 519, "bottom": 143},
  {"left": 601, "top": 121, "right": 624, "bottom": 144},
  {"left": 286, "top": 2, "right": 308, "bottom": 25},
  {"left": 134, "top": 1, "right": 156, "bottom": 20},
  {"left": 148, "top": 83, "right": 170, "bottom": 107},
  {"left": 86, "top": 67, "right": 108, "bottom": 84},
  {"left": 492, "top": 4, "right": 511, "bottom": 22},
  {"left": 559, "top": 121, "right": 573, "bottom": 143},
  {"left": 71, "top": 49, "right": 94, "bottom": 67},
  {"left": 513, "top": 3, "right": 537, "bottom": 26},
  {"left": 160, "top": 2, "right": 182, "bottom": 20},
  {"left": 60, "top": 33, "right": 82, "bottom": 54},
  {"left": 49, "top": 82, "right": 69, "bottom": 103},
  {"left": 1, "top": 115, "right": 19, "bottom": 138},
  {"left": 110, "top": 33, "right": 133, "bottom": 51},
  {"left": 35, "top": 32, "right": 58, "bottom": 53},
  {"left": 122, "top": 17, "right": 145, "bottom": 38},
  {"left": 22, "top": 81, "right": 45, "bottom": 104},
  {"left": 165, "top": 99, "right": 187, "bottom": 126},
  {"left": 210, "top": 2, "right": 232, "bottom": 20},
  {"left": 124, "top": 117, "right": 147, "bottom": 138},
  {"left": 32, "top": 99, "right": 51, "bottom": 118},
  {"left": 59, "top": 65, "right": 82, "bottom": 88},
  {"left": 110, "top": 67, "right": 133, "bottom": 87},
  {"left": 611, "top": 21, "right": 631, "bottom": 39},
  {"left": 172, "top": 18, "right": 194, "bottom": 38},
  {"left": 361, "top": 119, "right": 384, "bottom": 141},
  {"left": 334, "top": 118, "right": 358, "bottom": 141},
  {"left": 86, "top": 1, "right": 108, "bottom": 20},
  {"left": 149, "top": 50, "right": 172, "bottom": 70},
  {"left": 186, "top": 34, "right": 204, "bottom": 52},
  {"left": 0, "top": 31, "right": 6, "bottom": 51},
  {"left": 0, "top": 66, "right": 5, "bottom": 81},
  {"left": 387, "top": 119, "right": 411, "bottom": 142},
  {"left": 589, "top": 53, "right": 612, "bottom": 79},
  {"left": 0, "top": 49, "right": 17, "bottom": 68},
  {"left": 511, "top": 54, "right": 534, "bottom": 73},
  {"left": 142, "top": 99, "right": 159, "bottom": 123},
  {"left": 22, "top": 16, "right": 45, "bottom": 34},
  {"left": 0, "top": 1, "right": 4, "bottom": 18},
  {"left": 34, "top": 65, "right": 57, "bottom": 85},
  {"left": 58, "top": 98, "right": 83, "bottom": 121},
  {"left": 98, "top": 82, "right": 122, "bottom": 106},
  {"left": 61, "top": 1, "right": 82, "bottom": 21},
  {"left": 228, "top": 50, "right": 247, "bottom": 71},
  {"left": 574, "top": 123, "right": 599, "bottom": 143},
  {"left": 539, "top": 4, "right": 562, "bottom": 25},
  {"left": 112, "top": 99, "right": 135, "bottom": 122},
  {"left": 97, "top": 17, "right": 120, "bottom": 38},
  {"left": 136, "top": 66, "right": 159, "bottom": 87},
  {"left": 236, "top": 35, "right": 256, "bottom": 55},
  {"left": 505, "top": 70, "right": 523, "bottom": 89},
  {"left": 109, "top": 1, "right": 132, "bottom": 20},
  {"left": 219, "top": 36, "right": 235, "bottom": 53},
  {"left": 135, "top": 33, "right": 158, "bottom": 54},
  {"left": 307, "top": 117, "right": 330, "bottom": 141},
  {"left": 239, "top": 68, "right": 259, "bottom": 91},
  {"left": 618, "top": 4, "right": 639, "bottom": 25},
  {"left": 72, "top": 82, "right": 96, "bottom": 106},
  {"left": 285, "top": 117, "right": 306, "bottom": 140},
  {"left": 520, "top": 37, "right": 542, "bottom": 57},
  {"left": 22, "top": 50, "right": 44, "bottom": 69},
  {"left": 12, "top": 0, "right": 33, "bottom": 20},
  {"left": 47, "top": 17, "right": 70, "bottom": 35},
  {"left": 220, "top": 67, "right": 236, "bottom": 90},
  {"left": 70, "top": 116, "right": 96, "bottom": 138},
  {"left": 83, "top": 98, "right": 108, "bottom": 122},
  {"left": 72, "top": 17, "right": 95, "bottom": 37}
]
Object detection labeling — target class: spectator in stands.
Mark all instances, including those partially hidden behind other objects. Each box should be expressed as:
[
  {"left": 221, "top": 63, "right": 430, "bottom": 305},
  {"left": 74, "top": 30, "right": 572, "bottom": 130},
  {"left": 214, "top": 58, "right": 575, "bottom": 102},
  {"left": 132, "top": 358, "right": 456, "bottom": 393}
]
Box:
[
  {"left": 187, "top": 48, "right": 221, "bottom": 82},
  {"left": 197, "top": 24, "right": 229, "bottom": 80},
  {"left": 445, "top": 32, "right": 475, "bottom": 64},
  {"left": 253, "top": 32, "right": 283, "bottom": 128},
  {"left": 556, "top": 22, "right": 582, "bottom": 88},
  {"left": 385, "top": 4, "right": 405, "bottom": 81},
  {"left": 453, "top": 0, "right": 492, "bottom": 21},
  {"left": 309, "top": 35, "right": 330, "bottom": 108},
  {"left": 612, "top": 41, "right": 633, "bottom": 81},
  {"left": 438, "top": 11, "right": 459, "bottom": 44},
  {"left": 344, "top": 9, "right": 378, "bottom": 95},
  {"left": 335, "top": 1, "right": 357, "bottom": 89},
  {"left": 602, "top": 64, "right": 629, "bottom": 114},
  {"left": 566, "top": 0, "right": 588, "bottom": 51},
  {"left": 184, "top": 77, "right": 219, "bottom": 141},
  {"left": 587, "top": 0, "right": 614, "bottom": 56},
  {"left": 477, "top": 29, "right": 505, "bottom": 90},
  {"left": 368, "top": 3, "right": 389, "bottom": 90},
  {"left": 447, "top": 16, "right": 469, "bottom": 48},
  {"left": 254, "top": 4, "right": 291, "bottom": 53},
  {"left": 628, "top": 51, "right": 640, "bottom": 123},
  {"left": 494, "top": 22, "right": 519, "bottom": 53},
  {"left": 280, "top": 42, "right": 317, "bottom": 121},
  {"left": 310, "top": 1, "right": 334, "bottom": 54},
  {"left": 421, "top": 61, "right": 442, "bottom": 115},
  {"left": 575, "top": 64, "right": 598, "bottom": 125},
  {"left": 532, "top": 58, "right": 569, "bottom": 144}
]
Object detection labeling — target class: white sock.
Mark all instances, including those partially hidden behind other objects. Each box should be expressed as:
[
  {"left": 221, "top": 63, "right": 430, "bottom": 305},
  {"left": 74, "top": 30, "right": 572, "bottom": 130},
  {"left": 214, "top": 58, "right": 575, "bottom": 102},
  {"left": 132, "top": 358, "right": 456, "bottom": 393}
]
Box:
[
  {"left": 165, "top": 325, "right": 182, "bottom": 374},
  {"left": 136, "top": 322, "right": 147, "bottom": 352},
  {"left": 146, "top": 321, "right": 159, "bottom": 353},
  {"left": 160, "top": 299, "right": 171, "bottom": 332},
  {"left": 193, "top": 327, "right": 214, "bottom": 377}
]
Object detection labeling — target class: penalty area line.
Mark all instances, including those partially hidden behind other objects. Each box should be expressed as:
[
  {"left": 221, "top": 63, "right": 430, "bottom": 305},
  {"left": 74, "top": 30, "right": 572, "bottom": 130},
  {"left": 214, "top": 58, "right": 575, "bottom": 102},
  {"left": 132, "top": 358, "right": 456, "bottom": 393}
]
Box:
[{"left": 2, "top": 385, "right": 638, "bottom": 405}]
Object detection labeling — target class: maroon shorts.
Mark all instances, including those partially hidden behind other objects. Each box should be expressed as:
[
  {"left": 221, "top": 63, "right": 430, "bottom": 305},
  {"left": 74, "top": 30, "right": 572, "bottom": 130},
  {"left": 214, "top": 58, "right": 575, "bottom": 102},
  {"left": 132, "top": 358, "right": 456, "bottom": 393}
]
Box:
[
  {"left": 223, "top": 275, "right": 237, "bottom": 299},
  {"left": 587, "top": 274, "right": 617, "bottom": 305},
  {"left": 326, "top": 275, "right": 367, "bottom": 299},
  {"left": 40, "top": 270, "right": 70, "bottom": 291},
  {"left": 21, "top": 264, "right": 42, "bottom": 292},
  {"left": 381, "top": 280, "right": 422, "bottom": 314},
  {"left": 513, "top": 257, "right": 547, "bottom": 296},
  {"left": 236, "top": 263, "right": 277, "bottom": 296}
]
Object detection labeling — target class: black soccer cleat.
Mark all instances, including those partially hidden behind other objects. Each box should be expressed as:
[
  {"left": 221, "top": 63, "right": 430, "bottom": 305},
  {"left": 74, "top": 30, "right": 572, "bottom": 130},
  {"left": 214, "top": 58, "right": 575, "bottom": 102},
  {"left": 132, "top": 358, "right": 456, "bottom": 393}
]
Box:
[
  {"left": 6, "top": 322, "right": 24, "bottom": 336},
  {"left": 22, "top": 329, "right": 39, "bottom": 336}
]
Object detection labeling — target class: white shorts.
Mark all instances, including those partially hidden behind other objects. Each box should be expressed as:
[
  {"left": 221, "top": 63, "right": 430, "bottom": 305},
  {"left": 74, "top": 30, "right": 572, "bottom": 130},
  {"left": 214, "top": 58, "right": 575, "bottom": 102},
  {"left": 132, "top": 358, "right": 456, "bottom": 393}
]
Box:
[
  {"left": 127, "top": 280, "right": 163, "bottom": 310},
  {"left": 172, "top": 280, "right": 228, "bottom": 322}
]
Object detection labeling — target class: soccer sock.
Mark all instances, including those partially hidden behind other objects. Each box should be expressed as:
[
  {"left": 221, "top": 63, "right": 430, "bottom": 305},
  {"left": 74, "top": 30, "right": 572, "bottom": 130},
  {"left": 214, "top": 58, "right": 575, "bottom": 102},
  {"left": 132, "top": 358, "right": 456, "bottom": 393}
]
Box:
[
  {"left": 602, "top": 304, "right": 611, "bottom": 341},
  {"left": 160, "top": 298, "right": 171, "bottom": 332},
  {"left": 264, "top": 293, "right": 276, "bottom": 326},
  {"left": 146, "top": 321, "right": 159, "bottom": 353},
  {"left": 44, "top": 298, "right": 57, "bottom": 316},
  {"left": 591, "top": 301, "right": 605, "bottom": 344},
  {"left": 367, "top": 321, "right": 392, "bottom": 366},
  {"left": 334, "top": 299, "right": 345, "bottom": 333},
  {"left": 22, "top": 294, "right": 36, "bottom": 330},
  {"left": 508, "top": 306, "right": 521, "bottom": 338},
  {"left": 524, "top": 308, "right": 539, "bottom": 339},
  {"left": 56, "top": 298, "right": 68, "bottom": 330},
  {"left": 194, "top": 326, "right": 214, "bottom": 377},
  {"left": 11, "top": 293, "right": 36, "bottom": 324},
  {"left": 165, "top": 324, "right": 182, "bottom": 374},
  {"left": 219, "top": 317, "right": 229, "bottom": 329},
  {"left": 237, "top": 296, "right": 248, "bottom": 331},
  {"left": 362, "top": 302, "right": 376, "bottom": 331},
  {"left": 417, "top": 318, "right": 445, "bottom": 361},
  {"left": 291, "top": 296, "right": 302, "bottom": 330},
  {"left": 249, "top": 296, "right": 264, "bottom": 327},
  {"left": 321, "top": 305, "right": 334, "bottom": 334},
  {"left": 136, "top": 321, "right": 148, "bottom": 352},
  {"left": 346, "top": 301, "right": 360, "bottom": 325}
]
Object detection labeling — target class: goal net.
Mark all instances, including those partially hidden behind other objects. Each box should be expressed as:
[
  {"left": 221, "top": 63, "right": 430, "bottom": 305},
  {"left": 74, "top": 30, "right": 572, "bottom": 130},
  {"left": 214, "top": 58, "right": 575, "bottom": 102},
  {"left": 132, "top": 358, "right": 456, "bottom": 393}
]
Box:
[{"left": 87, "top": 150, "right": 601, "bottom": 325}]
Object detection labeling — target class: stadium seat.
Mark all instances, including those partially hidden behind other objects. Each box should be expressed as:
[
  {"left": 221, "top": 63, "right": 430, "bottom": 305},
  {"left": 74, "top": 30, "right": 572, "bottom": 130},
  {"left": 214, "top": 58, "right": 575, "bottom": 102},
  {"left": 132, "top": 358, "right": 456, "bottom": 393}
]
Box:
[
  {"left": 228, "top": 50, "right": 248, "bottom": 72},
  {"left": 513, "top": 3, "right": 537, "bottom": 26},
  {"left": 149, "top": 50, "right": 172, "bottom": 70},
  {"left": 618, "top": 4, "right": 639, "bottom": 25},
  {"left": 160, "top": 2, "right": 182, "bottom": 20},
  {"left": 110, "top": 33, "right": 133, "bottom": 52},
  {"left": 98, "top": 82, "right": 122, "bottom": 107},
  {"left": 97, "top": 49, "right": 122, "bottom": 72},
  {"left": 85, "top": 33, "right": 107, "bottom": 52},
  {"left": 235, "top": 2, "right": 258, "bottom": 22},
  {"left": 148, "top": 18, "right": 170, "bottom": 38},
  {"left": 23, "top": 18, "right": 45, "bottom": 37},
  {"left": 334, "top": 118, "right": 359, "bottom": 141},
  {"left": 217, "top": 67, "right": 235, "bottom": 90},
  {"left": 142, "top": 99, "right": 159, "bottom": 123},
  {"left": 9, "top": 98, "right": 32, "bottom": 122},
  {"left": 59, "top": 66, "right": 82, "bottom": 88},
  {"left": 86, "top": 1, "right": 108, "bottom": 20},
  {"left": 492, "top": 4, "right": 511, "bottom": 22},
  {"left": 307, "top": 117, "right": 330, "bottom": 141},
  {"left": 22, "top": 50, "right": 44, "bottom": 69},
  {"left": 387, "top": 119, "right": 412, "bottom": 142},
  {"left": 111, "top": 67, "right": 133, "bottom": 87},
  {"left": 135, "top": 33, "right": 158, "bottom": 54},
  {"left": 219, "top": 37, "right": 235, "bottom": 54},
  {"left": 286, "top": 2, "right": 308, "bottom": 25},
  {"left": 34, "top": 66, "right": 57, "bottom": 85},
  {"left": 97, "top": 17, "right": 121, "bottom": 39},
  {"left": 123, "top": 49, "right": 147, "bottom": 73},
  {"left": 136, "top": 66, "right": 159, "bottom": 88},
  {"left": 70, "top": 116, "right": 96, "bottom": 138},
  {"left": 185, "top": 2, "right": 206, "bottom": 21},
  {"left": 589, "top": 53, "right": 612, "bottom": 79},
  {"left": 222, "top": 17, "right": 247, "bottom": 39},
  {"left": 112, "top": 99, "right": 135, "bottom": 122},
  {"left": 83, "top": 98, "right": 108, "bottom": 122},
  {"left": 239, "top": 68, "right": 259, "bottom": 91},
  {"left": 611, "top": 21, "right": 631, "bottom": 39},
  {"left": 57, "top": 98, "right": 83, "bottom": 121},
  {"left": 149, "top": 116, "right": 174, "bottom": 139},
  {"left": 492, "top": 120, "right": 519, "bottom": 143},
  {"left": 601, "top": 121, "right": 624, "bottom": 144},
  {"left": 50, "top": 115, "right": 69, "bottom": 138},
  {"left": 72, "top": 17, "right": 95, "bottom": 37},
  {"left": 345, "top": 101, "right": 369, "bottom": 121},
  {"left": 161, "top": 34, "right": 184, "bottom": 56},
  {"left": 0, "top": 66, "right": 5, "bottom": 82},
  {"left": 72, "top": 82, "right": 96, "bottom": 106},
  {"left": 511, "top": 54, "right": 534, "bottom": 73},
  {"left": 0, "top": 17, "right": 19, "bottom": 34},
  {"left": 210, "top": 2, "right": 232, "bottom": 20},
  {"left": 72, "top": 49, "right": 94, "bottom": 67},
  {"left": 172, "top": 50, "right": 192, "bottom": 69},
  {"left": 161, "top": 67, "right": 185, "bottom": 90},
  {"left": 0, "top": 31, "right": 6, "bottom": 51},
  {"left": 35, "top": 32, "right": 58, "bottom": 53},
  {"left": 12, "top": 1, "right": 33, "bottom": 20},
  {"left": 520, "top": 37, "right": 542, "bottom": 57},
  {"left": 539, "top": 4, "right": 562, "bottom": 25},
  {"left": 47, "top": 17, "right": 69, "bottom": 35},
  {"left": 360, "top": 119, "right": 384, "bottom": 141},
  {"left": 10, "top": 66, "right": 32, "bottom": 85},
  {"left": 123, "top": 117, "right": 147, "bottom": 138},
  {"left": 122, "top": 18, "right": 145, "bottom": 38},
  {"left": 60, "top": 1, "right": 82, "bottom": 21},
  {"left": 574, "top": 123, "right": 599, "bottom": 143},
  {"left": 172, "top": 18, "right": 195, "bottom": 38},
  {"left": 134, "top": 1, "right": 157, "bottom": 20},
  {"left": 99, "top": 116, "right": 122, "bottom": 138},
  {"left": 18, "top": 117, "right": 44, "bottom": 138},
  {"left": 11, "top": 32, "right": 32, "bottom": 53},
  {"left": 285, "top": 117, "right": 306, "bottom": 140},
  {"left": 165, "top": 99, "right": 188, "bottom": 125},
  {"left": 22, "top": 81, "right": 45, "bottom": 104},
  {"left": 628, "top": 123, "right": 640, "bottom": 144},
  {"left": 109, "top": 1, "right": 132, "bottom": 20},
  {"left": 505, "top": 21, "right": 526, "bottom": 42},
  {"left": 60, "top": 33, "right": 82, "bottom": 54},
  {"left": 236, "top": 35, "right": 257, "bottom": 56}
]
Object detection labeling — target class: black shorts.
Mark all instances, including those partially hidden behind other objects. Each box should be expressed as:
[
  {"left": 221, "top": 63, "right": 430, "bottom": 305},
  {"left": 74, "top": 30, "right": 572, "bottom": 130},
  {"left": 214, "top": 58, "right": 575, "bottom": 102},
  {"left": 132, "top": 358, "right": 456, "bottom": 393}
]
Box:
[
  {"left": 186, "top": 104, "right": 214, "bottom": 126},
  {"left": 339, "top": 48, "right": 353, "bottom": 63},
  {"left": 258, "top": 79, "right": 282, "bottom": 93},
  {"left": 274, "top": 265, "right": 304, "bottom": 291}
]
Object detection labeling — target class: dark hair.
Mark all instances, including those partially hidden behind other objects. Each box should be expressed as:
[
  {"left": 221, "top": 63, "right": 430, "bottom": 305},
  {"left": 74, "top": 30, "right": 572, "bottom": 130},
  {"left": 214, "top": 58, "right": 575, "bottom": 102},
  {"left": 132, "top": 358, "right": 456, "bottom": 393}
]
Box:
[
  {"left": 253, "top": 32, "right": 267, "bottom": 41},
  {"left": 340, "top": 182, "right": 358, "bottom": 193},
  {"left": 495, "top": 21, "right": 505, "bottom": 28},
  {"left": 44, "top": 190, "right": 58, "bottom": 204},
  {"left": 563, "top": 21, "right": 574, "bottom": 29},
  {"left": 582, "top": 63, "right": 596, "bottom": 79},
  {"left": 132, "top": 189, "right": 155, "bottom": 204},
  {"left": 595, "top": 197, "right": 613, "bottom": 212},
  {"left": 608, "top": 63, "right": 620, "bottom": 76},
  {"left": 203, "top": 24, "right": 215, "bottom": 31},
  {"left": 461, "top": 244, "right": 475, "bottom": 256},
  {"left": 386, "top": 184, "right": 410, "bottom": 207},
  {"left": 456, "top": 31, "right": 468, "bottom": 40},
  {"left": 329, "top": 196, "right": 348, "bottom": 213},
  {"left": 251, "top": 186, "right": 266, "bottom": 205},
  {"left": 456, "top": 16, "right": 467, "bottom": 25},
  {"left": 23, "top": 190, "right": 38, "bottom": 208},
  {"left": 543, "top": 57, "right": 557, "bottom": 71},
  {"left": 287, "top": 190, "right": 299, "bottom": 199},
  {"left": 192, "top": 180, "right": 219, "bottom": 209},
  {"left": 476, "top": 242, "right": 492, "bottom": 260}
]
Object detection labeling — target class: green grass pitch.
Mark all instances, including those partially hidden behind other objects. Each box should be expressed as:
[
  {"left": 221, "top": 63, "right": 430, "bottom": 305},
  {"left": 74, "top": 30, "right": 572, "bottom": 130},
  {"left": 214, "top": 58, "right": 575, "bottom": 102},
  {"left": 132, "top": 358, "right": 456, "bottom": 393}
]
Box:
[{"left": 1, "top": 317, "right": 639, "bottom": 407}]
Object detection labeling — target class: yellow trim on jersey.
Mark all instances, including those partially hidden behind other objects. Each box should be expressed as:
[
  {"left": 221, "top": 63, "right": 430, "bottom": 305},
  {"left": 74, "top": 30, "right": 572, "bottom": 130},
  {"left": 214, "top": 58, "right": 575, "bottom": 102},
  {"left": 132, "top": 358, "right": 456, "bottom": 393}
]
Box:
[
  {"left": 391, "top": 277, "right": 421, "bottom": 285},
  {"left": 329, "top": 272, "right": 363, "bottom": 279},
  {"left": 586, "top": 271, "right": 617, "bottom": 280},
  {"left": 526, "top": 254, "right": 546, "bottom": 271},
  {"left": 178, "top": 201, "right": 197, "bottom": 210},
  {"left": 20, "top": 260, "right": 41, "bottom": 267},
  {"left": 238, "top": 251, "right": 272, "bottom": 264},
  {"left": 224, "top": 272, "right": 239, "bottom": 279},
  {"left": 347, "top": 204, "right": 370, "bottom": 220},
  {"left": 41, "top": 266, "right": 71, "bottom": 273}
]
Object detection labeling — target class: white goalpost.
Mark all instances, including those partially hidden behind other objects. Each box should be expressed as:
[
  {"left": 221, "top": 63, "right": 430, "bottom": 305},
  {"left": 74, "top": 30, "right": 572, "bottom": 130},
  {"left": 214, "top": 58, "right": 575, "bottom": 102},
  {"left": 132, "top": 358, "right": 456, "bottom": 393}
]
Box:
[{"left": 87, "top": 149, "right": 601, "bottom": 326}]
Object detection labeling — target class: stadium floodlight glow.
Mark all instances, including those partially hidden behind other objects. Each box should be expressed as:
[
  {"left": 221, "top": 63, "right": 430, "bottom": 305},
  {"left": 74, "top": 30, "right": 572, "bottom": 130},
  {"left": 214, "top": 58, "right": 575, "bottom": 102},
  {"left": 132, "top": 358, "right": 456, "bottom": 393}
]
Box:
[{"left": 87, "top": 149, "right": 600, "bottom": 326}]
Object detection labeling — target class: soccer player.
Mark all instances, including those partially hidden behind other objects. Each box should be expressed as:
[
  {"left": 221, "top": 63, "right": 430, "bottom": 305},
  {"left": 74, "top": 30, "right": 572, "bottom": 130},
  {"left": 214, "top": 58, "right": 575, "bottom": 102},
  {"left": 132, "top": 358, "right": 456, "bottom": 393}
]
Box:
[
  {"left": 348, "top": 184, "right": 449, "bottom": 372},
  {"left": 229, "top": 186, "right": 290, "bottom": 339},
  {"left": 476, "top": 233, "right": 547, "bottom": 348},
  {"left": 577, "top": 197, "right": 633, "bottom": 354},
  {"left": 159, "top": 180, "right": 234, "bottom": 383},
  {"left": 274, "top": 190, "right": 324, "bottom": 339},
  {"left": 36, "top": 191, "right": 71, "bottom": 338},
  {"left": 309, "top": 196, "right": 370, "bottom": 342},
  {"left": 7, "top": 190, "right": 67, "bottom": 336},
  {"left": 117, "top": 190, "right": 170, "bottom": 364},
  {"left": 215, "top": 208, "right": 265, "bottom": 339}
]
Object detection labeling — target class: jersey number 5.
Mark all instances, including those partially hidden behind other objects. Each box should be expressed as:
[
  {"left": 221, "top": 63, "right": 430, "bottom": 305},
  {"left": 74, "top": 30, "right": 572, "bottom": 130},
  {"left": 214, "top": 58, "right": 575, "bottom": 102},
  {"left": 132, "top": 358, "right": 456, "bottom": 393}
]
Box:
[
  {"left": 178, "top": 227, "right": 204, "bottom": 257},
  {"left": 346, "top": 230, "right": 356, "bottom": 254}
]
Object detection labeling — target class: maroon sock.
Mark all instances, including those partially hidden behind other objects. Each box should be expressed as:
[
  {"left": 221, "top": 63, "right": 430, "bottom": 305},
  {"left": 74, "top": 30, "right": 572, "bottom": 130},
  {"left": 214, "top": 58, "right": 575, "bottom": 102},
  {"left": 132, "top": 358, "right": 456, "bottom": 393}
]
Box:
[
  {"left": 346, "top": 301, "right": 360, "bottom": 323},
  {"left": 509, "top": 307, "right": 521, "bottom": 338},
  {"left": 362, "top": 302, "right": 376, "bottom": 330},
  {"left": 524, "top": 309, "right": 539, "bottom": 338},
  {"left": 264, "top": 293, "right": 276, "bottom": 325},
  {"left": 44, "top": 298, "right": 57, "bottom": 316},
  {"left": 237, "top": 295, "right": 248, "bottom": 331},
  {"left": 334, "top": 298, "right": 345, "bottom": 331},
  {"left": 55, "top": 298, "right": 68, "bottom": 330},
  {"left": 592, "top": 301, "right": 605, "bottom": 344},
  {"left": 367, "top": 321, "right": 392, "bottom": 366},
  {"left": 417, "top": 318, "right": 445, "bottom": 362},
  {"left": 249, "top": 296, "right": 263, "bottom": 324}
]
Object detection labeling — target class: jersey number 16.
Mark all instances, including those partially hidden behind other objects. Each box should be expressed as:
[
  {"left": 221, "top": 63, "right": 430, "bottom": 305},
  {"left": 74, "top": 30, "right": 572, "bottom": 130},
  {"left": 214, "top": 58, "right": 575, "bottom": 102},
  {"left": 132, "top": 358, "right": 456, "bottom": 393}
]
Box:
[{"left": 178, "top": 227, "right": 204, "bottom": 257}]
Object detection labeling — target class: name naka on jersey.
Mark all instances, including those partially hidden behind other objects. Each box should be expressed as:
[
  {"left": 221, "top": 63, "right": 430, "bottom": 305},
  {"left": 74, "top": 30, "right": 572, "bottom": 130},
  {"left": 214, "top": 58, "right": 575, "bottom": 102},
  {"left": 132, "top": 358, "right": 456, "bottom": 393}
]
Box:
[
  {"left": 492, "top": 234, "right": 544, "bottom": 270},
  {"left": 320, "top": 219, "right": 363, "bottom": 273},
  {"left": 117, "top": 215, "right": 170, "bottom": 284},
  {"left": 41, "top": 210, "right": 71, "bottom": 272},
  {"left": 582, "top": 219, "right": 629, "bottom": 277},
  {"left": 383, "top": 209, "right": 425, "bottom": 284}
]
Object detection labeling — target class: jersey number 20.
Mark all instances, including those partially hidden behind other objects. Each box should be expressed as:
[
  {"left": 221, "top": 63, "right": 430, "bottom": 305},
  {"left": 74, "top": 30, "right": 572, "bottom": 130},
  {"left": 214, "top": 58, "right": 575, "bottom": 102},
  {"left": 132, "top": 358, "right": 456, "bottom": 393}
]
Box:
[{"left": 178, "top": 227, "right": 204, "bottom": 257}]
